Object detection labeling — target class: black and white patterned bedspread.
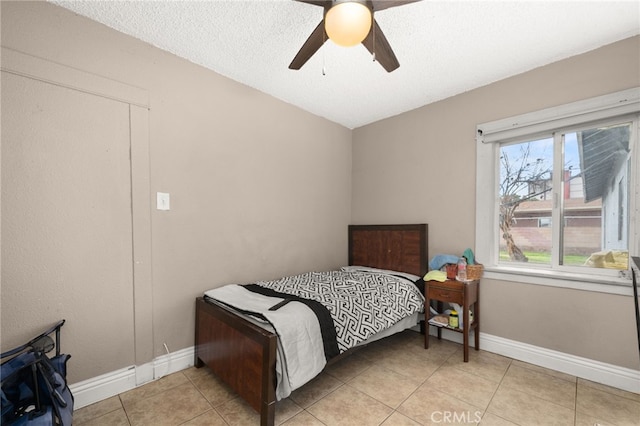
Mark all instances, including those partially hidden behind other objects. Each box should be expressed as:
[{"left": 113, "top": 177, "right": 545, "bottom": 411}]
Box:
[{"left": 256, "top": 270, "right": 424, "bottom": 353}]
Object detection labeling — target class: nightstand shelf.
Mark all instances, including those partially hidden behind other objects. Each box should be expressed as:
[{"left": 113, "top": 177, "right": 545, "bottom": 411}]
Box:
[{"left": 424, "top": 278, "right": 479, "bottom": 362}]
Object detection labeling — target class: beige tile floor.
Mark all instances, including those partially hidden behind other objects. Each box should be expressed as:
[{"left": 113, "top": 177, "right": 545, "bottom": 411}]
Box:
[{"left": 73, "top": 331, "right": 640, "bottom": 426}]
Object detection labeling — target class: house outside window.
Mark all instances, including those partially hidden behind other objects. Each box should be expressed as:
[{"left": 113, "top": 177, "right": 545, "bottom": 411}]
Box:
[{"left": 476, "top": 88, "right": 639, "bottom": 292}]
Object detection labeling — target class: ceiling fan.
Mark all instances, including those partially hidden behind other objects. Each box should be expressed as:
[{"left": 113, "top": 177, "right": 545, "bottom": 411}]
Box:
[{"left": 289, "top": 0, "right": 421, "bottom": 73}]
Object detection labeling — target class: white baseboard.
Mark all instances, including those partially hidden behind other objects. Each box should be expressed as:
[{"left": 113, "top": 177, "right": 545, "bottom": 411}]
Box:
[
  {"left": 479, "top": 333, "right": 640, "bottom": 394},
  {"left": 68, "top": 366, "right": 137, "bottom": 410},
  {"left": 429, "top": 327, "right": 639, "bottom": 394},
  {"left": 69, "top": 346, "right": 194, "bottom": 409},
  {"left": 70, "top": 332, "right": 639, "bottom": 410}
]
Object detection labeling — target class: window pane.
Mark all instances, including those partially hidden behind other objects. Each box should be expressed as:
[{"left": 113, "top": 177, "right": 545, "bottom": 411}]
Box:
[
  {"left": 499, "top": 138, "right": 553, "bottom": 265},
  {"left": 562, "top": 123, "right": 630, "bottom": 270}
]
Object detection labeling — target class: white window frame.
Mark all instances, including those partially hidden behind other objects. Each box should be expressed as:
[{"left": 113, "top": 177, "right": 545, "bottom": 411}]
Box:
[{"left": 476, "top": 88, "right": 640, "bottom": 295}]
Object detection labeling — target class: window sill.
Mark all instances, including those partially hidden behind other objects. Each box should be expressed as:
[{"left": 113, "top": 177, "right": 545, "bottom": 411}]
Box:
[{"left": 483, "top": 266, "right": 634, "bottom": 296}]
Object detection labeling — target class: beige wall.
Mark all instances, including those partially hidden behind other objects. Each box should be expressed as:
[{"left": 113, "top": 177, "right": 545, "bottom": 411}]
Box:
[
  {"left": 353, "top": 36, "right": 640, "bottom": 370},
  {"left": 1, "top": 0, "right": 638, "bottom": 386},
  {"left": 1, "top": 1, "right": 352, "bottom": 383}
]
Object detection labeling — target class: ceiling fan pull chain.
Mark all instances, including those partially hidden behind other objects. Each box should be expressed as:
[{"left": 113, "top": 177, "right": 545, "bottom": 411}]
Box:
[
  {"left": 372, "top": 21, "right": 376, "bottom": 62},
  {"left": 322, "top": 31, "right": 327, "bottom": 75},
  {"left": 323, "top": 29, "right": 327, "bottom": 75}
]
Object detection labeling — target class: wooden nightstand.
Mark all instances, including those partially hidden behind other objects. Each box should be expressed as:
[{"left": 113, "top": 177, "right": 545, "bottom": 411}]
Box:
[{"left": 424, "top": 279, "right": 479, "bottom": 362}]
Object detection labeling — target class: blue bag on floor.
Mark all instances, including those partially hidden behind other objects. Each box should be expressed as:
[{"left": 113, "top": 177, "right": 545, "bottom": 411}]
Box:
[{"left": 1, "top": 320, "right": 73, "bottom": 426}]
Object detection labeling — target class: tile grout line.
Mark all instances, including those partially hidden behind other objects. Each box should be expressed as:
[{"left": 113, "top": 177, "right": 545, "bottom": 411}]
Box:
[
  {"left": 176, "top": 371, "right": 222, "bottom": 425},
  {"left": 573, "top": 378, "right": 579, "bottom": 426},
  {"left": 118, "top": 394, "right": 134, "bottom": 426},
  {"left": 478, "top": 358, "right": 513, "bottom": 424},
  {"left": 381, "top": 338, "right": 462, "bottom": 424}
]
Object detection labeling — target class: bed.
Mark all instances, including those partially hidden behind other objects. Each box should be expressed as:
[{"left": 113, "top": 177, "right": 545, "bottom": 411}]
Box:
[{"left": 194, "top": 223, "right": 428, "bottom": 426}]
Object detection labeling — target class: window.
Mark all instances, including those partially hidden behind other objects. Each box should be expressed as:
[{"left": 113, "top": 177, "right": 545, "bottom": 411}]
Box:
[
  {"left": 476, "top": 88, "right": 639, "bottom": 291},
  {"left": 538, "top": 218, "right": 551, "bottom": 228}
]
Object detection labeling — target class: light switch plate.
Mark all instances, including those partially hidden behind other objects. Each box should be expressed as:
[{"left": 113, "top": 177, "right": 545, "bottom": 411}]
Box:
[{"left": 157, "top": 192, "right": 170, "bottom": 211}]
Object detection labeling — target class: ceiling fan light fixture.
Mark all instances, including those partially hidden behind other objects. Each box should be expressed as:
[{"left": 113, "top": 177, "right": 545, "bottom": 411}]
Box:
[{"left": 324, "top": 1, "right": 372, "bottom": 47}]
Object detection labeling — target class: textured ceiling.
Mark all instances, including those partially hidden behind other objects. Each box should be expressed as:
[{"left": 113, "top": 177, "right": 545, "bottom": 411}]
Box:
[{"left": 50, "top": 0, "right": 640, "bottom": 129}]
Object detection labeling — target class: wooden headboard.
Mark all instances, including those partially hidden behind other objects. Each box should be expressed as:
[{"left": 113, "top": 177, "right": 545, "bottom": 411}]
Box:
[{"left": 348, "top": 224, "right": 428, "bottom": 277}]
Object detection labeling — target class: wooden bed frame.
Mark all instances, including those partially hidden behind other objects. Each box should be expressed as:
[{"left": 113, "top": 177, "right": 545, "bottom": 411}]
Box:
[{"left": 194, "top": 224, "right": 428, "bottom": 426}]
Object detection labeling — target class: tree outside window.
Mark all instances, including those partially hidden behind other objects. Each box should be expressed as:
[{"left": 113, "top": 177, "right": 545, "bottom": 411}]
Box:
[{"left": 498, "top": 122, "right": 631, "bottom": 270}]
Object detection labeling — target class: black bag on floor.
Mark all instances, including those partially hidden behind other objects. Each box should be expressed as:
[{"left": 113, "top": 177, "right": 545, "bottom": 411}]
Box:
[{"left": 1, "top": 320, "right": 73, "bottom": 426}]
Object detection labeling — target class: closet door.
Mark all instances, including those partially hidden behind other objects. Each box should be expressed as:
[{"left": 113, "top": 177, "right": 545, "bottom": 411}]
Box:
[{"left": 1, "top": 68, "right": 136, "bottom": 382}]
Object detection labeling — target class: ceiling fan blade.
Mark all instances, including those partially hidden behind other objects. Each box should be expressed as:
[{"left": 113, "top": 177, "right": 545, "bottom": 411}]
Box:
[
  {"left": 371, "top": 0, "right": 422, "bottom": 12},
  {"left": 289, "top": 20, "right": 327, "bottom": 70},
  {"left": 362, "top": 19, "right": 400, "bottom": 72},
  {"left": 293, "top": 0, "right": 331, "bottom": 6}
]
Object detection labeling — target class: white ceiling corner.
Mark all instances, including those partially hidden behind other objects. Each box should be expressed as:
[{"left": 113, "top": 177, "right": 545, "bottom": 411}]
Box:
[{"left": 49, "top": 0, "right": 640, "bottom": 129}]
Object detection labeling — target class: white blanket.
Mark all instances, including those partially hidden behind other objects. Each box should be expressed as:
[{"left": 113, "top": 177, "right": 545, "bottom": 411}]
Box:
[{"left": 204, "top": 285, "right": 326, "bottom": 400}]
